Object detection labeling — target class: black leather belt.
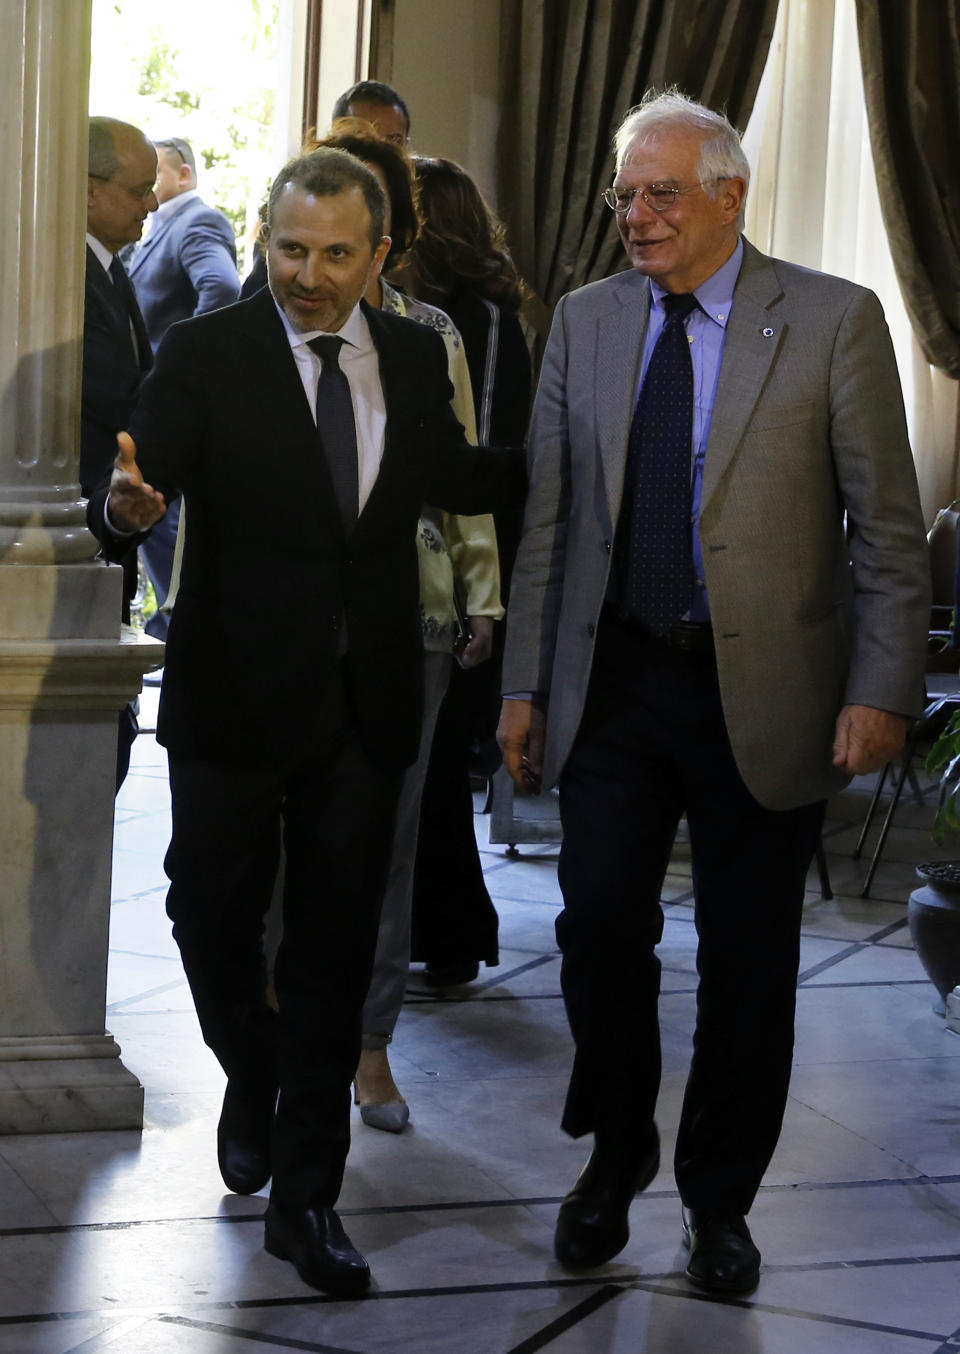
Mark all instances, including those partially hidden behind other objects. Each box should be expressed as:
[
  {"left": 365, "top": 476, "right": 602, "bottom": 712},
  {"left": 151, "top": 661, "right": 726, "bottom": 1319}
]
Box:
[{"left": 602, "top": 607, "right": 714, "bottom": 654}]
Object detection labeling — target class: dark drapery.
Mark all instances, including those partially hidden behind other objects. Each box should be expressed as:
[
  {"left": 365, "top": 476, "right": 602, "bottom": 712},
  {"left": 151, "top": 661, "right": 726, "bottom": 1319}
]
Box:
[
  {"left": 496, "top": 0, "right": 778, "bottom": 321},
  {"left": 856, "top": 1, "right": 960, "bottom": 378}
]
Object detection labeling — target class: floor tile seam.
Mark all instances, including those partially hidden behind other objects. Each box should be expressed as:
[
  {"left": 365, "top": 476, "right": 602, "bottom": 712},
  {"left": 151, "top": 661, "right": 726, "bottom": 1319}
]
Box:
[
  {"left": 785, "top": 1092, "right": 933, "bottom": 1170},
  {"left": 0, "top": 1153, "right": 60, "bottom": 1230},
  {"left": 626, "top": 1280, "right": 950, "bottom": 1344},
  {"left": 796, "top": 940, "right": 869, "bottom": 982},
  {"left": 798, "top": 978, "right": 930, "bottom": 989},
  {"left": 109, "top": 885, "right": 168, "bottom": 905},
  {"left": 484, "top": 895, "right": 565, "bottom": 909},
  {"left": 61, "top": 1313, "right": 154, "bottom": 1352},
  {"left": 106, "top": 949, "right": 181, "bottom": 962},
  {"left": 403, "top": 990, "right": 568, "bottom": 1004},
  {"left": 153, "top": 1312, "right": 358, "bottom": 1353},
  {"left": 4, "top": 1175, "right": 956, "bottom": 1241},
  {"left": 5, "top": 1262, "right": 959, "bottom": 1335},
  {"left": 473, "top": 955, "right": 558, "bottom": 991},
  {"left": 106, "top": 978, "right": 191, "bottom": 1013},
  {"left": 504, "top": 1284, "right": 623, "bottom": 1354},
  {"left": 0, "top": 1280, "right": 629, "bottom": 1331},
  {"left": 869, "top": 917, "right": 915, "bottom": 941}
]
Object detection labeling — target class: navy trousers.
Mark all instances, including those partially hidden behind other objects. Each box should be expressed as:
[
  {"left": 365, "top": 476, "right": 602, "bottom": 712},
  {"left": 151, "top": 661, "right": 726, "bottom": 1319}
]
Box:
[{"left": 556, "top": 612, "right": 825, "bottom": 1215}]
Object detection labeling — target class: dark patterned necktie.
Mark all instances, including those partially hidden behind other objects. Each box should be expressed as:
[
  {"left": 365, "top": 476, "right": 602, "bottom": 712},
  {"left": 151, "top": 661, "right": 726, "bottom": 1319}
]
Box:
[
  {"left": 108, "top": 254, "right": 141, "bottom": 363},
  {"left": 614, "top": 291, "right": 699, "bottom": 634},
  {"left": 308, "top": 335, "right": 359, "bottom": 530}
]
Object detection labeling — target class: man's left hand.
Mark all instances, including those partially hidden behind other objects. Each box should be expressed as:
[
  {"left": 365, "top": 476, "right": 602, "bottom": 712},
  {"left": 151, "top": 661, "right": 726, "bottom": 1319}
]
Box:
[
  {"left": 832, "top": 704, "right": 908, "bottom": 776},
  {"left": 458, "top": 616, "right": 494, "bottom": 669}
]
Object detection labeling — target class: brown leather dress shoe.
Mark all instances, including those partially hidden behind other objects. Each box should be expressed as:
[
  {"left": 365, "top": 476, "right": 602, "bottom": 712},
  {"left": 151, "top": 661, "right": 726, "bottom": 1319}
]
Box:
[
  {"left": 216, "top": 1080, "right": 276, "bottom": 1195},
  {"left": 554, "top": 1128, "right": 660, "bottom": 1269},
  {"left": 682, "top": 1207, "right": 761, "bottom": 1294},
  {"left": 264, "top": 1200, "right": 371, "bottom": 1296}
]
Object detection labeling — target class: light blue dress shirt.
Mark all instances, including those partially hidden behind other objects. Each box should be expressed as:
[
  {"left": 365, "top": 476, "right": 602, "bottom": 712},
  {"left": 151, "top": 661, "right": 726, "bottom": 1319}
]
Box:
[{"left": 639, "top": 237, "right": 744, "bottom": 622}]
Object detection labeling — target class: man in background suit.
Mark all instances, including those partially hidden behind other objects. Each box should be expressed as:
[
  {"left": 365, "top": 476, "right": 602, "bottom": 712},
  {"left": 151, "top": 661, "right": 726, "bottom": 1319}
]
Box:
[
  {"left": 498, "top": 91, "right": 929, "bottom": 1295},
  {"left": 128, "top": 135, "right": 239, "bottom": 351},
  {"left": 331, "top": 79, "right": 410, "bottom": 148},
  {"left": 83, "top": 116, "right": 157, "bottom": 786},
  {"left": 126, "top": 135, "right": 240, "bottom": 638},
  {"left": 88, "top": 147, "right": 521, "bottom": 1298}
]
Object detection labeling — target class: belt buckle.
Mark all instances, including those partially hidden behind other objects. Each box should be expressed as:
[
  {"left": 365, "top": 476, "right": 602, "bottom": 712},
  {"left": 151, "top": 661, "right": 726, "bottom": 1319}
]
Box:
[{"left": 667, "top": 622, "right": 710, "bottom": 653}]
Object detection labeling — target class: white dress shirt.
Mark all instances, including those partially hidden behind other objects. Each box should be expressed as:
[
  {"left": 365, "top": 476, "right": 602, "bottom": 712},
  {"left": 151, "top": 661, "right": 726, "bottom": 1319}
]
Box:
[{"left": 275, "top": 300, "right": 386, "bottom": 515}]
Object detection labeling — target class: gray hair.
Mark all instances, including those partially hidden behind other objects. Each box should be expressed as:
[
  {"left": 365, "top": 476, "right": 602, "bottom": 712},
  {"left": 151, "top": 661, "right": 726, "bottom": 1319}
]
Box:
[
  {"left": 614, "top": 89, "right": 750, "bottom": 228},
  {"left": 88, "top": 116, "right": 147, "bottom": 179},
  {"left": 265, "top": 147, "right": 386, "bottom": 251}
]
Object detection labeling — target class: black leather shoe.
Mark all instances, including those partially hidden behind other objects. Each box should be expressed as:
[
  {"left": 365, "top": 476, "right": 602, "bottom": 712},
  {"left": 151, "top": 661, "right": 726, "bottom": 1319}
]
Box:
[
  {"left": 554, "top": 1128, "right": 660, "bottom": 1269},
  {"left": 422, "top": 959, "right": 480, "bottom": 989},
  {"left": 264, "top": 1201, "right": 371, "bottom": 1296},
  {"left": 216, "top": 1080, "right": 276, "bottom": 1195},
  {"left": 682, "top": 1207, "right": 761, "bottom": 1294}
]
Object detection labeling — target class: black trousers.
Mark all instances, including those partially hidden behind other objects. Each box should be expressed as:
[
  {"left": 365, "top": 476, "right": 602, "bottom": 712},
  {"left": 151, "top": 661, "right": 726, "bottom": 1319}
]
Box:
[
  {"left": 165, "top": 671, "right": 402, "bottom": 1208},
  {"left": 556, "top": 614, "right": 825, "bottom": 1215},
  {"left": 411, "top": 661, "right": 500, "bottom": 968}
]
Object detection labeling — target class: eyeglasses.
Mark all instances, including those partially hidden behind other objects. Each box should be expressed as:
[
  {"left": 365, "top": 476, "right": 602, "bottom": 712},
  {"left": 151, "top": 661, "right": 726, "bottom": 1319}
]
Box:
[
  {"left": 89, "top": 172, "right": 157, "bottom": 203},
  {"left": 602, "top": 179, "right": 724, "bottom": 214}
]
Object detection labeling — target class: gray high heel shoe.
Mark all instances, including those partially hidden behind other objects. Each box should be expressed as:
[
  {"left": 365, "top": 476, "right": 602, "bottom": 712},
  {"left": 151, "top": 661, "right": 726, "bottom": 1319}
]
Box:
[{"left": 358, "top": 1098, "right": 410, "bottom": 1133}]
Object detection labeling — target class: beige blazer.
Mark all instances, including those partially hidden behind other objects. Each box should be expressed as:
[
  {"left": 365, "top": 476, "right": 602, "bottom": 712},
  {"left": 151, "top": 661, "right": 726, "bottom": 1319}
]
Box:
[{"left": 502, "top": 239, "right": 930, "bottom": 809}]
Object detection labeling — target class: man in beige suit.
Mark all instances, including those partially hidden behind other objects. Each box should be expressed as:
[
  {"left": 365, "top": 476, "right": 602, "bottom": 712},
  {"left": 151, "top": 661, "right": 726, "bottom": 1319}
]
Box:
[{"left": 498, "top": 91, "right": 929, "bottom": 1295}]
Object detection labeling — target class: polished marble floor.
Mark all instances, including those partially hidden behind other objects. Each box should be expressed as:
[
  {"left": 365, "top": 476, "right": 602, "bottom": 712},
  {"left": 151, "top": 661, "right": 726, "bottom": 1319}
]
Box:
[{"left": 2, "top": 690, "right": 959, "bottom": 1352}]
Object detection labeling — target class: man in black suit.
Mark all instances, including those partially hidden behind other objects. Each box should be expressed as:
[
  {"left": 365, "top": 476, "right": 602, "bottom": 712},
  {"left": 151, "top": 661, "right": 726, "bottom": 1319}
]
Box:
[
  {"left": 83, "top": 116, "right": 158, "bottom": 786},
  {"left": 88, "top": 147, "right": 520, "bottom": 1297}
]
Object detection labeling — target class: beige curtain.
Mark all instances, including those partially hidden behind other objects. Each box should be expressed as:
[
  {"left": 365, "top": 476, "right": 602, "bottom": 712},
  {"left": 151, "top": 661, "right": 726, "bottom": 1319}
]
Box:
[
  {"left": 743, "top": 0, "right": 959, "bottom": 522},
  {"left": 497, "top": 0, "right": 778, "bottom": 322}
]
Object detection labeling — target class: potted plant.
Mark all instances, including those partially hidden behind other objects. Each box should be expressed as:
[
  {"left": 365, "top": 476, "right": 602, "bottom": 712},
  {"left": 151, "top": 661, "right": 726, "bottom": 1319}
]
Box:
[{"left": 910, "top": 702, "right": 960, "bottom": 1017}]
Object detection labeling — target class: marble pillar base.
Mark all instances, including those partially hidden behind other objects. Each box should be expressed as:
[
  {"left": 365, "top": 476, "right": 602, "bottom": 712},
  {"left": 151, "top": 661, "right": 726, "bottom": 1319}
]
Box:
[
  {"left": 0, "top": 1035, "right": 143, "bottom": 1133},
  {"left": 0, "top": 560, "right": 162, "bottom": 1134}
]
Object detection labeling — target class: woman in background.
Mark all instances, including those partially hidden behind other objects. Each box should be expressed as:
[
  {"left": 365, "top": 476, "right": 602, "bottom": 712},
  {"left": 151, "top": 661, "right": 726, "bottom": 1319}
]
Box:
[
  {"left": 402, "top": 157, "right": 532, "bottom": 988},
  {"left": 314, "top": 127, "right": 503, "bottom": 1127}
]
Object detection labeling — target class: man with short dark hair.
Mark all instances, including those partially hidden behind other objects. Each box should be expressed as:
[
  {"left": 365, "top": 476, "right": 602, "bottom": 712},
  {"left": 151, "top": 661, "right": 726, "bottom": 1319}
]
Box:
[
  {"left": 499, "top": 90, "right": 929, "bottom": 1295},
  {"left": 83, "top": 116, "right": 158, "bottom": 786},
  {"left": 88, "top": 146, "right": 520, "bottom": 1297},
  {"left": 332, "top": 78, "right": 410, "bottom": 147},
  {"left": 125, "top": 134, "right": 239, "bottom": 638}
]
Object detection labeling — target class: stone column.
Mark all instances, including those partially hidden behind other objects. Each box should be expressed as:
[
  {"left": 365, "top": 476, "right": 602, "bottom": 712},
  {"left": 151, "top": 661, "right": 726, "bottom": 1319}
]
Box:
[{"left": 0, "top": 0, "right": 161, "bottom": 1132}]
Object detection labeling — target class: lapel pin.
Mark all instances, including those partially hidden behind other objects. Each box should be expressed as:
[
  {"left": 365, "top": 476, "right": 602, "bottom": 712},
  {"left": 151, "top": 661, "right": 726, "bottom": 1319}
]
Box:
[{"left": 761, "top": 327, "right": 775, "bottom": 338}]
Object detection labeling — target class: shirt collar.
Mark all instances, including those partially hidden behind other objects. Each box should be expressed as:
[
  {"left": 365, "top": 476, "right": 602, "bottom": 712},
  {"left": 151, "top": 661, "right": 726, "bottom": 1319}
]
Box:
[
  {"left": 275, "top": 298, "right": 372, "bottom": 356},
  {"left": 650, "top": 236, "right": 743, "bottom": 329},
  {"left": 151, "top": 188, "right": 199, "bottom": 227},
  {"left": 86, "top": 232, "right": 115, "bottom": 274}
]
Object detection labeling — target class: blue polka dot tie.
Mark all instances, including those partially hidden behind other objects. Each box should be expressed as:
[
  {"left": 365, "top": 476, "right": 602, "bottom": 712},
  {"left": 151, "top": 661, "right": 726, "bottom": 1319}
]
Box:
[
  {"left": 614, "top": 292, "right": 698, "bottom": 634},
  {"left": 308, "top": 335, "right": 359, "bottom": 531}
]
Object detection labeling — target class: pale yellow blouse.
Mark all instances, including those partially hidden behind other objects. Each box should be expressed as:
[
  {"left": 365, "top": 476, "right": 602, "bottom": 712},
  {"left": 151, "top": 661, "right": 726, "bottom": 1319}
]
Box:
[{"left": 380, "top": 280, "right": 503, "bottom": 655}]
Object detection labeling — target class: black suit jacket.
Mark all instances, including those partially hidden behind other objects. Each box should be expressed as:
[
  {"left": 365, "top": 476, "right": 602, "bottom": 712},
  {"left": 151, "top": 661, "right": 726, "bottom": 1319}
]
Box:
[
  {"left": 87, "top": 287, "right": 523, "bottom": 769},
  {"left": 81, "top": 245, "right": 152, "bottom": 497}
]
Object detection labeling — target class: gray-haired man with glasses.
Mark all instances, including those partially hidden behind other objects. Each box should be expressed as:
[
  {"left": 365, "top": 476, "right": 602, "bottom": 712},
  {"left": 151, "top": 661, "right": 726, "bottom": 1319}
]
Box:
[{"left": 498, "top": 89, "right": 928, "bottom": 1294}]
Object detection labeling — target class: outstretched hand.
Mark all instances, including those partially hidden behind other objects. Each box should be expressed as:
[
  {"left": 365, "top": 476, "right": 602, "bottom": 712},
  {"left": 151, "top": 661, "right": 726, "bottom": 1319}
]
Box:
[{"left": 108, "top": 432, "right": 167, "bottom": 532}]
